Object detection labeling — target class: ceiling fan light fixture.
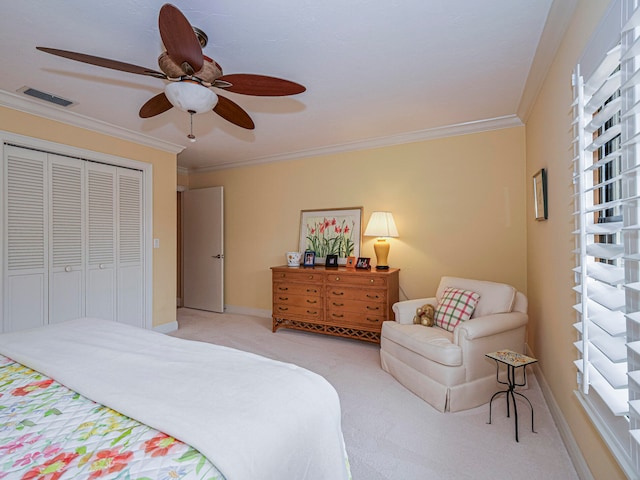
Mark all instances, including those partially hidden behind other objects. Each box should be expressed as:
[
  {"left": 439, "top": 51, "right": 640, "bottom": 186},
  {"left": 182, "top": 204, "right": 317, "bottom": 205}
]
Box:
[{"left": 165, "top": 81, "right": 218, "bottom": 114}]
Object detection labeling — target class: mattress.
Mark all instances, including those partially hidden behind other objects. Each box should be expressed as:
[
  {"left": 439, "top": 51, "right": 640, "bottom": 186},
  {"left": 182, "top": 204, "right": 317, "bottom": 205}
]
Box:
[{"left": 0, "top": 318, "right": 351, "bottom": 480}]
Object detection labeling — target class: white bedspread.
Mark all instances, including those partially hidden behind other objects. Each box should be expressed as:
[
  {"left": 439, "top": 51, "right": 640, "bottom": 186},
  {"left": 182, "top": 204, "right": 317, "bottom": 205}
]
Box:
[{"left": 0, "top": 318, "right": 350, "bottom": 480}]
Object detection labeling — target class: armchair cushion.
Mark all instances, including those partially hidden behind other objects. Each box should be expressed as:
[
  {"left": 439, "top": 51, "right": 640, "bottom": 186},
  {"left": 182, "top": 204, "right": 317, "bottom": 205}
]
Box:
[
  {"left": 434, "top": 287, "right": 480, "bottom": 331},
  {"left": 436, "top": 277, "right": 516, "bottom": 318}
]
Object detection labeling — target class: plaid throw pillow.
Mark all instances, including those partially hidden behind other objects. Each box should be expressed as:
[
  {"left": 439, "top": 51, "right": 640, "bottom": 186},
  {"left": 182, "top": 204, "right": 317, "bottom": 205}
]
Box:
[{"left": 434, "top": 287, "right": 480, "bottom": 332}]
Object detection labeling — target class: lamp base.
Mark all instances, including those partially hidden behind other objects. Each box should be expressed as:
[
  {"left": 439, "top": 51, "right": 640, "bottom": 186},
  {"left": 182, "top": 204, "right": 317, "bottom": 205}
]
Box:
[{"left": 373, "top": 238, "right": 391, "bottom": 270}]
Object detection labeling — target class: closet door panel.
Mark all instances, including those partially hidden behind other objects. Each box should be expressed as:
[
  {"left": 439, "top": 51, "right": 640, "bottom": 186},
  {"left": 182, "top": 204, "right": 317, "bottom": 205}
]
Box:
[
  {"left": 48, "top": 155, "right": 84, "bottom": 324},
  {"left": 86, "top": 164, "right": 116, "bottom": 320},
  {"left": 4, "top": 146, "right": 48, "bottom": 332},
  {"left": 117, "top": 169, "right": 143, "bottom": 327}
]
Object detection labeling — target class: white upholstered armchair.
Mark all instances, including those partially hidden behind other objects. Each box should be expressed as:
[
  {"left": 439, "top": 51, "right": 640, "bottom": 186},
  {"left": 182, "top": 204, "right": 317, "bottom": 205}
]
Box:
[{"left": 380, "top": 276, "right": 528, "bottom": 412}]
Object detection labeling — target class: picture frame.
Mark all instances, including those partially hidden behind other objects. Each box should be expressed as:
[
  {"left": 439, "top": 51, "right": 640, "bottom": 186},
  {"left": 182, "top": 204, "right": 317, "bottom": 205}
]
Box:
[
  {"left": 325, "top": 254, "right": 339, "bottom": 268},
  {"left": 345, "top": 256, "right": 356, "bottom": 268},
  {"left": 533, "top": 168, "right": 548, "bottom": 221},
  {"left": 355, "top": 257, "right": 371, "bottom": 269},
  {"left": 299, "top": 207, "right": 363, "bottom": 265},
  {"left": 303, "top": 250, "right": 316, "bottom": 267}
]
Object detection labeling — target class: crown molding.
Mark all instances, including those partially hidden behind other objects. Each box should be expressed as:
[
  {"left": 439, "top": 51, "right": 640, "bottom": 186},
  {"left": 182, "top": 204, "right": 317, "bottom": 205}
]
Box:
[
  {"left": 0, "top": 89, "right": 184, "bottom": 154},
  {"left": 517, "top": 0, "right": 578, "bottom": 123},
  {"left": 182, "top": 114, "right": 523, "bottom": 174}
]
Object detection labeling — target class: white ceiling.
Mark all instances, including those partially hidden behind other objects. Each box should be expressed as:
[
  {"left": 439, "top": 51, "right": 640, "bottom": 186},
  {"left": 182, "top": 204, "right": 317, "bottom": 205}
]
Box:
[{"left": 0, "top": 1, "right": 571, "bottom": 172}]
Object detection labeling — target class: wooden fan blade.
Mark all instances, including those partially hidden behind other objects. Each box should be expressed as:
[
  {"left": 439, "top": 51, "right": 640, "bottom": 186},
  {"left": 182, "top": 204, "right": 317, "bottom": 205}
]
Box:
[
  {"left": 159, "top": 4, "right": 203, "bottom": 74},
  {"left": 139, "top": 92, "right": 173, "bottom": 118},
  {"left": 213, "top": 95, "right": 255, "bottom": 129},
  {"left": 217, "top": 74, "right": 305, "bottom": 96},
  {"left": 36, "top": 47, "right": 166, "bottom": 78}
]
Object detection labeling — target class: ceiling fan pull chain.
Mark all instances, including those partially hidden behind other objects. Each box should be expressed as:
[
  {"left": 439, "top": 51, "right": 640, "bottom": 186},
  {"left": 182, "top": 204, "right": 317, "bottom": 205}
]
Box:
[{"left": 188, "top": 110, "right": 196, "bottom": 142}]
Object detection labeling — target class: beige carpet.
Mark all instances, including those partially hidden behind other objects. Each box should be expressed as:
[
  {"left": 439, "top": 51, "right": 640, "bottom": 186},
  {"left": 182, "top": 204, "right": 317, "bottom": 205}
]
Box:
[{"left": 171, "top": 308, "right": 579, "bottom": 480}]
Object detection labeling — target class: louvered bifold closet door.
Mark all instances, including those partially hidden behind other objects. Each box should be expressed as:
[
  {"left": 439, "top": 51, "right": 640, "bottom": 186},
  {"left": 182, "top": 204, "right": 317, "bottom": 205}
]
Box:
[
  {"left": 3, "top": 146, "right": 48, "bottom": 332},
  {"left": 86, "top": 163, "right": 117, "bottom": 320},
  {"left": 48, "top": 154, "right": 84, "bottom": 324},
  {"left": 117, "top": 169, "right": 143, "bottom": 327}
]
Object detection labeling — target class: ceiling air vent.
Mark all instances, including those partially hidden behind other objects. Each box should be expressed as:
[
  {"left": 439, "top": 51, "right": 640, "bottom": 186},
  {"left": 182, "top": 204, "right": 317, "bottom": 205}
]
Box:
[{"left": 18, "top": 86, "right": 75, "bottom": 107}]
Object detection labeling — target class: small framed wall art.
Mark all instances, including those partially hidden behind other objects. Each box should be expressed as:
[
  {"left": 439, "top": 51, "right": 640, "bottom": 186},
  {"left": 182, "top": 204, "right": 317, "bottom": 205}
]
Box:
[
  {"left": 298, "top": 207, "right": 363, "bottom": 265},
  {"left": 533, "top": 168, "right": 548, "bottom": 221}
]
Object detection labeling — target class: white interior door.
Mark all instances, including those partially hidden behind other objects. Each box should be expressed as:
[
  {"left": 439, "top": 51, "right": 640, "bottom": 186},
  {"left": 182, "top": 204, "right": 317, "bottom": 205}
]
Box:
[
  {"left": 48, "top": 155, "right": 84, "bottom": 324},
  {"left": 183, "top": 186, "right": 224, "bottom": 312},
  {"left": 86, "top": 163, "right": 116, "bottom": 321}
]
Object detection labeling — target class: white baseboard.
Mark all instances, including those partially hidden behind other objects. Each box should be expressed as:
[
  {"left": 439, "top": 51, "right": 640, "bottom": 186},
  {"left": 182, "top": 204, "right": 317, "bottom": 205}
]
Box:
[
  {"left": 223, "top": 304, "right": 271, "bottom": 318},
  {"left": 154, "top": 320, "right": 178, "bottom": 334},
  {"left": 533, "top": 363, "right": 594, "bottom": 480}
]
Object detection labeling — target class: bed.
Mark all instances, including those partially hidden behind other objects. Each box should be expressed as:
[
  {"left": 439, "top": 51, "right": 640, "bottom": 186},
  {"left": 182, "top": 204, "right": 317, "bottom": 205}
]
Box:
[{"left": 0, "top": 318, "right": 351, "bottom": 479}]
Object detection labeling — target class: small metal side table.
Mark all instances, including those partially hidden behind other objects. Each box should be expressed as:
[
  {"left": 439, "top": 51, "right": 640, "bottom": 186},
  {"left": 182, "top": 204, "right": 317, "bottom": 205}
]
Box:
[{"left": 486, "top": 349, "right": 538, "bottom": 442}]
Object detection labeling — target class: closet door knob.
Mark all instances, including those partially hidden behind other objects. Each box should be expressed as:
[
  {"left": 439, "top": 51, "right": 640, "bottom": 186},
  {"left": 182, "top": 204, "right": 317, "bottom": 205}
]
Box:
[{"left": 64, "top": 266, "right": 72, "bottom": 272}]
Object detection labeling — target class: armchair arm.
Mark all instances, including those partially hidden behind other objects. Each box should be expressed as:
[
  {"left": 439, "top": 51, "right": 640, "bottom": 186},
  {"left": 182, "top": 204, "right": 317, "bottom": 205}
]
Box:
[
  {"left": 392, "top": 297, "right": 437, "bottom": 325},
  {"left": 454, "top": 311, "right": 528, "bottom": 343}
]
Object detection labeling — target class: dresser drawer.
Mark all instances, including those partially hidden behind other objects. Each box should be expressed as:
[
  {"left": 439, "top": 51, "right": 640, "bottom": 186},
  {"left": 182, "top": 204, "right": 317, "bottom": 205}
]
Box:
[
  {"left": 328, "top": 298, "right": 385, "bottom": 315},
  {"left": 273, "top": 303, "right": 322, "bottom": 320},
  {"left": 274, "top": 282, "right": 321, "bottom": 296},
  {"left": 273, "top": 270, "right": 322, "bottom": 283},
  {"left": 326, "top": 274, "right": 387, "bottom": 287},
  {"left": 273, "top": 293, "right": 322, "bottom": 308},
  {"left": 326, "top": 286, "right": 386, "bottom": 303},
  {"left": 325, "top": 310, "right": 385, "bottom": 330}
]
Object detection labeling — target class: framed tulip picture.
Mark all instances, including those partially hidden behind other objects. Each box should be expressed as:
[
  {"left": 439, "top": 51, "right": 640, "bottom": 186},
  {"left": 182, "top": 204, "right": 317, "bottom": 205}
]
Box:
[{"left": 299, "top": 207, "right": 363, "bottom": 265}]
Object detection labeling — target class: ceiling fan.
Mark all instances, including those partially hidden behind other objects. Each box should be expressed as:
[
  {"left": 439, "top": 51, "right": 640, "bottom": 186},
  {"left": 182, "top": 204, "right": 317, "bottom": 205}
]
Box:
[{"left": 36, "top": 3, "right": 305, "bottom": 140}]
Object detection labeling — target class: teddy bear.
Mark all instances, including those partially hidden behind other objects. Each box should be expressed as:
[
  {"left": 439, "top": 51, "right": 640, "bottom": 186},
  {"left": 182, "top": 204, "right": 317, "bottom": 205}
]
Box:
[{"left": 413, "top": 303, "right": 435, "bottom": 327}]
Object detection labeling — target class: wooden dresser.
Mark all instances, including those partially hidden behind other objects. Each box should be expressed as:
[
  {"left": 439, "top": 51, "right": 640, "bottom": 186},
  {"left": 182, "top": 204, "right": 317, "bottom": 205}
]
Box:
[{"left": 271, "top": 265, "right": 399, "bottom": 343}]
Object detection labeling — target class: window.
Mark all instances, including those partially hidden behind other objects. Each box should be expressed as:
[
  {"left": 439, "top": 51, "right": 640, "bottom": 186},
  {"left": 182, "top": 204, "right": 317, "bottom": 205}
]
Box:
[{"left": 572, "top": 1, "right": 640, "bottom": 476}]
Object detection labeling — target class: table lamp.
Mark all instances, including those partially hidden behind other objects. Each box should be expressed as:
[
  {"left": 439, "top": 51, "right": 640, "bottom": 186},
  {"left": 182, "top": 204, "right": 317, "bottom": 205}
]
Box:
[{"left": 364, "top": 211, "right": 399, "bottom": 270}]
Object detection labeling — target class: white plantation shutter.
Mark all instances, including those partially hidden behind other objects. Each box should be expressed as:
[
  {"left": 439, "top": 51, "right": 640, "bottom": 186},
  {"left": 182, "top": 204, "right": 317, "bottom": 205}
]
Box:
[
  {"left": 572, "top": 1, "right": 640, "bottom": 475},
  {"left": 622, "top": 0, "right": 640, "bottom": 468}
]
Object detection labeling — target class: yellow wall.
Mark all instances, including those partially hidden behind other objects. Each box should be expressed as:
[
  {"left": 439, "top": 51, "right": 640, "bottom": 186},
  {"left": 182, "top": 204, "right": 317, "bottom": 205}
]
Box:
[
  {"left": 525, "top": 1, "right": 624, "bottom": 478},
  {"left": 188, "top": 126, "right": 527, "bottom": 311},
  {"left": 0, "top": 106, "right": 177, "bottom": 328}
]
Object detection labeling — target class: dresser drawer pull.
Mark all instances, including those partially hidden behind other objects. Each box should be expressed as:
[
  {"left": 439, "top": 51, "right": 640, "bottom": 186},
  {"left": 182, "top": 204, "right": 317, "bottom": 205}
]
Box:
[
  {"left": 335, "top": 276, "right": 340, "bottom": 281},
  {"left": 332, "top": 291, "right": 344, "bottom": 296},
  {"left": 307, "top": 288, "right": 318, "bottom": 293},
  {"left": 366, "top": 306, "right": 381, "bottom": 311},
  {"left": 278, "top": 286, "right": 289, "bottom": 291},
  {"left": 306, "top": 299, "right": 318, "bottom": 304},
  {"left": 332, "top": 302, "right": 344, "bottom": 307},
  {"left": 307, "top": 310, "right": 318, "bottom": 315},
  {"left": 332, "top": 313, "right": 344, "bottom": 318},
  {"left": 278, "top": 306, "right": 289, "bottom": 311},
  {"left": 366, "top": 317, "right": 380, "bottom": 323},
  {"left": 308, "top": 275, "right": 315, "bottom": 279},
  {"left": 370, "top": 279, "right": 375, "bottom": 284},
  {"left": 366, "top": 294, "right": 380, "bottom": 299},
  {"left": 280, "top": 273, "right": 286, "bottom": 278},
  {"left": 278, "top": 297, "right": 289, "bottom": 301}
]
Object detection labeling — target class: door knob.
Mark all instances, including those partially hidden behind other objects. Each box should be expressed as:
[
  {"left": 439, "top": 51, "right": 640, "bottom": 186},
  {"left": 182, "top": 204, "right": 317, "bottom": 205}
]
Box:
[{"left": 212, "top": 254, "right": 224, "bottom": 259}]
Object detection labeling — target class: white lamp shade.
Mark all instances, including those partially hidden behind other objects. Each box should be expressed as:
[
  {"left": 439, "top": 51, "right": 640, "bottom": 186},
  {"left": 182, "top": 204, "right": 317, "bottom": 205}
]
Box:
[
  {"left": 364, "top": 211, "right": 399, "bottom": 237},
  {"left": 165, "top": 81, "right": 218, "bottom": 114}
]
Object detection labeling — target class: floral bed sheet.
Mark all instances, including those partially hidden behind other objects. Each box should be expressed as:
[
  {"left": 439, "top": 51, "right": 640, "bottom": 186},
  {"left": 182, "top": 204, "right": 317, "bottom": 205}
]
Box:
[{"left": 0, "top": 355, "right": 223, "bottom": 480}]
